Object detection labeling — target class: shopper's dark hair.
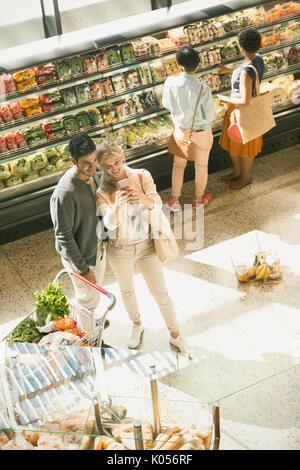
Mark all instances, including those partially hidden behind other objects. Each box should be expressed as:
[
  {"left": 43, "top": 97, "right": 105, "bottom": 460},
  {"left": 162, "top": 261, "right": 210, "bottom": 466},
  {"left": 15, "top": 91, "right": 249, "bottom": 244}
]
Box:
[
  {"left": 68, "top": 133, "right": 96, "bottom": 161},
  {"left": 176, "top": 46, "right": 200, "bottom": 72},
  {"left": 238, "top": 28, "right": 262, "bottom": 54}
]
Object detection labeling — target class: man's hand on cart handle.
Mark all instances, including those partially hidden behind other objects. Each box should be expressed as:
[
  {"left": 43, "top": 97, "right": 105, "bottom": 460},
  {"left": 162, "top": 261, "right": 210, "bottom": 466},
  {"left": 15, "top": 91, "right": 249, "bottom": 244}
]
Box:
[
  {"left": 72, "top": 271, "right": 110, "bottom": 296},
  {"left": 84, "top": 268, "right": 97, "bottom": 285}
]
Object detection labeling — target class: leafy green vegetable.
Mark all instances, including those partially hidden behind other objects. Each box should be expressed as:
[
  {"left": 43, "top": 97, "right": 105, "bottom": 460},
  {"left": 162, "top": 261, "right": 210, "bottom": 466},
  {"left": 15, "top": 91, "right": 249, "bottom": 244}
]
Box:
[
  {"left": 33, "top": 282, "right": 70, "bottom": 327},
  {"left": 6, "top": 318, "right": 41, "bottom": 346}
]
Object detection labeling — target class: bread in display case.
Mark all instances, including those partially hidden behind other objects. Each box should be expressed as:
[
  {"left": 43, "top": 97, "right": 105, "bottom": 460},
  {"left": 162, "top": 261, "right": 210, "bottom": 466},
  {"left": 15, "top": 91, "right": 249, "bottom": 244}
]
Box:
[
  {"left": 0, "top": 343, "right": 220, "bottom": 451},
  {"left": 0, "top": 0, "right": 299, "bottom": 241}
]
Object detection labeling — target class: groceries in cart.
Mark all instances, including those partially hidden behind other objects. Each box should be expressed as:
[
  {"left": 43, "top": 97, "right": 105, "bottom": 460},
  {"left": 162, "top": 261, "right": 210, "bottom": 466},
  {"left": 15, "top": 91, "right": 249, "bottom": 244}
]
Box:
[
  {"left": 5, "top": 270, "right": 115, "bottom": 348},
  {"left": 6, "top": 281, "right": 87, "bottom": 347}
]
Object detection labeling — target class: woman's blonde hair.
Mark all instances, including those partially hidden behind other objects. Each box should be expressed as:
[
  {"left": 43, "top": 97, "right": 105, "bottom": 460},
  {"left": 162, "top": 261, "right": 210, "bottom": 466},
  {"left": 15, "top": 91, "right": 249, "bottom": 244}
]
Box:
[{"left": 96, "top": 141, "right": 125, "bottom": 194}]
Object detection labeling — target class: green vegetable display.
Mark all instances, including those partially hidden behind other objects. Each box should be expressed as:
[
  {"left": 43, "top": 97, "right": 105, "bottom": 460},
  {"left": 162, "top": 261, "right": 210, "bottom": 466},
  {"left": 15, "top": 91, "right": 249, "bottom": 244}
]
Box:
[
  {"left": 33, "top": 282, "right": 70, "bottom": 327},
  {"left": 6, "top": 318, "right": 41, "bottom": 346}
]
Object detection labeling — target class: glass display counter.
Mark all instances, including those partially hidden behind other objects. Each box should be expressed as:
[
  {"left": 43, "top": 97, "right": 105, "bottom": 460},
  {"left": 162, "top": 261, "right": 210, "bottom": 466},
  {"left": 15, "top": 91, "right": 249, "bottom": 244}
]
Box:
[{"left": 0, "top": 343, "right": 220, "bottom": 451}]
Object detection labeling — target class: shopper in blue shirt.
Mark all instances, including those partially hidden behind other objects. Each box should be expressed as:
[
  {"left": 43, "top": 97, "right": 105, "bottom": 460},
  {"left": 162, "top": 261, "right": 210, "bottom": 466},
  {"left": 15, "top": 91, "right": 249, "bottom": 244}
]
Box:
[{"left": 163, "top": 46, "right": 216, "bottom": 211}]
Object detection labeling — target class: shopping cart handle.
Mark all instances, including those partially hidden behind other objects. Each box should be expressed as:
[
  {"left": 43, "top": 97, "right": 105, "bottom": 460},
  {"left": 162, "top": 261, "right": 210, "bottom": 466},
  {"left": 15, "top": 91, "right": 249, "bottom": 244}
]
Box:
[{"left": 71, "top": 272, "right": 116, "bottom": 309}]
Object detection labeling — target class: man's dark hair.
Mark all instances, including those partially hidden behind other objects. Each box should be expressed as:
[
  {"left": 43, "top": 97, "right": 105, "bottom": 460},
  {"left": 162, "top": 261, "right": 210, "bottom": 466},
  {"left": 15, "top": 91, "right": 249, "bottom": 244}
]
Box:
[
  {"left": 238, "top": 28, "right": 262, "bottom": 54},
  {"left": 176, "top": 46, "right": 200, "bottom": 72},
  {"left": 68, "top": 133, "right": 96, "bottom": 161}
]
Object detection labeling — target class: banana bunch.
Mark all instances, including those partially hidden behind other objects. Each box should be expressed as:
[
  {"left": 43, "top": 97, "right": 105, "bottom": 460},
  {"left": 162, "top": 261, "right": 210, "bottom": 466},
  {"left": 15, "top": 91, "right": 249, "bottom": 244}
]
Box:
[
  {"left": 255, "top": 263, "right": 271, "bottom": 280},
  {"left": 252, "top": 251, "right": 281, "bottom": 281}
]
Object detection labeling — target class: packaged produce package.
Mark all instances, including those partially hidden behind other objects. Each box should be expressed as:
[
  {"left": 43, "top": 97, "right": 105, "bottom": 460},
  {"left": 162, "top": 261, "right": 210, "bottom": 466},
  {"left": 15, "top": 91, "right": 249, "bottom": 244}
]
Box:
[
  {"left": 0, "top": 105, "right": 14, "bottom": 122},
  {"left": 89, "top": 81, "right": 104, "bottom": 100},
  {"left": 8, "top": 102, "right": 24, "bottom": 120},
  {"left": 38, "top": 331, "right": 80, "bottom": 348},
  {"left": 55, "top": 158, "right": 72, "bottom": 171},
  {"left": 111, "top": 74, "right": 127, "bottom": 94},
  {"left": 107, "top": 46, "right": 122, "bottom": 66},
  {"left": 27, "top": 152, "right": 48, "bottom": 170},
  {"left": 45, "top": 147, "right": 61, "bottom": 164},
  {"left": 288, "top": 79, "right": 300, "bottom": 102},
  {"left": 23, "top": 125, "right": 47, "bottom": 146},
  {"left": 39, "top": 164, "right": 57, "bottom": 176},
  {"left": 10, "top": 157, "right": 31, "bottom": 176},
  {"left": 120, "top": 43, "right": 135, "bottom": 62},
  {"left": 100, "top": 77, "right": 114, "bottom": 96},
  {"left": 0, "top": 135, "right": 7, "bottom": 153},
  {"left": 131, "top": 39, "right": 148, "bottom": 57},
  {"left": 97, "top": 49, "right": 110, "bottom": 71},
  {"left": 138, "top": 65, "right": 153, "bottom": 86},
  {"left": 4, "top": 176, "right": 23, "bottom": 187},
  {"left": 0, "top": 73, "right": 17, "bottom": 96},
  {"left": 141, "top": 36, "right": 161, "bottom": 55},
  {"left": 244, "top": 6, "right": 266, "bottom": 25},
  {"left": 83, "top": 55, "right": 98, "bottom": 73},
  {"left": 56, "top": 144, "right": 71, "bottom": 160},
  {"left": 75, "top": 111, "right": 92, "bottom": 131},
  {"left": 167, "top": 27, "right": 189, "bottom": 46},
  {"left": 260, "top": 81, "right": 288, "bottom": 106},
  {"left": 105, "top": 127, "right": 127, "bottom": 149},
  {"left": 149, "top": 60, "right": 167, "bottom": 83},
  {"left": 163, "top": 56, "right": 181, "bottom": 76},
  {"left": 271, "top": 73, "right": 294, "bottom": 94},
  {"left": 158, "top": 38, "right": 175, "bottom": 52},
  {"left": 37, "top": 317, "right": 77, "bottom": 333},
  {"left": 23, "top": 171, "right": 40, "bottom": 181},
  {"left": 0, "top": 162, "right": 11, "bottom": 180},
  {"left": 60, "top": 88, "right": 77, "bottom": 106}
]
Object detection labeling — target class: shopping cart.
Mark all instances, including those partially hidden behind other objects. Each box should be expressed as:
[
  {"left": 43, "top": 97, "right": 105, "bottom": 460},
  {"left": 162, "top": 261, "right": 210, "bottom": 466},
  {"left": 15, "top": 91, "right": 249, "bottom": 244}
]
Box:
[
  {"left": 2, "top": 269, "right": 116, "bottom": 349},
  {"left": 1, "top": 271, "right": 221, "bottom": 450}
]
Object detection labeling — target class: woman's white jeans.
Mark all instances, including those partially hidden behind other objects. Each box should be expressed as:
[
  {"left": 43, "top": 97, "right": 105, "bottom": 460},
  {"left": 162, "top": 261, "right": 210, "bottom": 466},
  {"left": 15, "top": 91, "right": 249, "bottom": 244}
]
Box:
[{"left": 107, "top": 238, "right": 179, "bottom": 333}]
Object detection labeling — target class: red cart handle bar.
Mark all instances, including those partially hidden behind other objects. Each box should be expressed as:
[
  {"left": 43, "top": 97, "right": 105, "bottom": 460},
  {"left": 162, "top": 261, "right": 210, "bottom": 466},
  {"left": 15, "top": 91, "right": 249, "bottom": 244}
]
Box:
[{"left": 71, "top": 272, "right": 116, "bottom": 309}]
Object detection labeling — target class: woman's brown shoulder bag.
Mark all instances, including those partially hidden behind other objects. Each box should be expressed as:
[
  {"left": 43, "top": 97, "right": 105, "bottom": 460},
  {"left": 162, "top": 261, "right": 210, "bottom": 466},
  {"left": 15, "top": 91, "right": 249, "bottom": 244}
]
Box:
[{"left": 168, "top": 84, "right": 203, "bottom": 162}]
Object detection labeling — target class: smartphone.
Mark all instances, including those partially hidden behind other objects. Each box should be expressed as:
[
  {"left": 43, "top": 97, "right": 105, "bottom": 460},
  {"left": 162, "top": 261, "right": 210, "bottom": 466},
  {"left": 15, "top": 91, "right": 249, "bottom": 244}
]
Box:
[{"left": 118, "top": 178, "right": 129, "bottom": 189}]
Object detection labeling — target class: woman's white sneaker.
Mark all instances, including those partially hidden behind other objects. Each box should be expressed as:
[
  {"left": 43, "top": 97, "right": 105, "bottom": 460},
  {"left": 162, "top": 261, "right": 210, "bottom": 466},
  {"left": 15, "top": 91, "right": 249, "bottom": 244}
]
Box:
[
  {"left": 170, "top": 335, "right": 194, "bottom": 359},
  {"left": 127, "top": 323, "right": 144, "bottom": 349}
]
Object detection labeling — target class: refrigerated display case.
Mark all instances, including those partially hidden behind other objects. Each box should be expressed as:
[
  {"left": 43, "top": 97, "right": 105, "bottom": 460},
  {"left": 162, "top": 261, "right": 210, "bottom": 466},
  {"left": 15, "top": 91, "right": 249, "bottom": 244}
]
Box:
[
  {"left": 0, "top": 343, "right": 220, "bottom": 450},
  {"left": 0, "top": 0, "right": 299, "bottom": 243}
]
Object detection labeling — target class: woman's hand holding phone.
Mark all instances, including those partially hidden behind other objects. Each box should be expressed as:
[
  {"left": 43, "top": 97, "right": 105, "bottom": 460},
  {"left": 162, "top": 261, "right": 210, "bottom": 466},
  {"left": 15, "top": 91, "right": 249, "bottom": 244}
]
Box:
[{"left": 115, "top": 190, "right": 128, "bottom": 206}]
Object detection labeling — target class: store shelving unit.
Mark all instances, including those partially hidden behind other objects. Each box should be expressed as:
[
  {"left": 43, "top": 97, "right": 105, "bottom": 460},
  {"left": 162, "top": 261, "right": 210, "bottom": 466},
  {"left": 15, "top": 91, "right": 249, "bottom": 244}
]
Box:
[{"left": 0, "top": 0, "right": 299, "bottom": 243}]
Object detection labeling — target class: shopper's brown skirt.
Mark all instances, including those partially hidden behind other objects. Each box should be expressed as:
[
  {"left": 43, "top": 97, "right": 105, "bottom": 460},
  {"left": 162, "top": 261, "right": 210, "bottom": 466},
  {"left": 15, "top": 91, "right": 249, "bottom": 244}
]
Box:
[{"left": 219, "top": 103, "right": 263, "bottom": 159}]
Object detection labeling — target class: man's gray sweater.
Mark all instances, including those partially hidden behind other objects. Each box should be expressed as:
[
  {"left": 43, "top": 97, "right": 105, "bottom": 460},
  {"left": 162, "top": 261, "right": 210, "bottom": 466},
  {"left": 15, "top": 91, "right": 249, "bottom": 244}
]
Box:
[{"left": 50, "top": 168, "right": 98, "bottom": 276}]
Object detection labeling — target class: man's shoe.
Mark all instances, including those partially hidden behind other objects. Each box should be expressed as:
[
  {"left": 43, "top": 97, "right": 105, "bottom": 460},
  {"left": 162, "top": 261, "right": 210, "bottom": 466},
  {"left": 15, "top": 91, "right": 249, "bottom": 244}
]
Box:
[
  {"left": 165, "top": 198, "right": 182, "bottom": 212},
  {"left": 169, "top": 335, "right": 194, "bottom": 359},
  {"left": 127, "top": 323, "right": 144, "bottom": 349},
  {"left": 192, "top": 193, "right": 212, "bottom": 209}
]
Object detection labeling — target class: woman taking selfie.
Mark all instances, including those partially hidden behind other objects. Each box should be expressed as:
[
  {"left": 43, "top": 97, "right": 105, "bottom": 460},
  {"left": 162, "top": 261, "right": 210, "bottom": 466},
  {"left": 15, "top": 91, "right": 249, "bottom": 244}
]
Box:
[
  {"left": 96, "top": 141, "right": 193, "bottom": 358},
  {"left": 218, "top": 28, "right": 264, "bottom": 189}
]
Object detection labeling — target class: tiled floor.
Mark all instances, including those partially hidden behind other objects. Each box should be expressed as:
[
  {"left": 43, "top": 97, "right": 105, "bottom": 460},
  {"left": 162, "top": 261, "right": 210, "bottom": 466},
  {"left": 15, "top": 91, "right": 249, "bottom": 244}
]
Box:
[{"left": 1, "top": 144, "right": 300, "bottom": 450}]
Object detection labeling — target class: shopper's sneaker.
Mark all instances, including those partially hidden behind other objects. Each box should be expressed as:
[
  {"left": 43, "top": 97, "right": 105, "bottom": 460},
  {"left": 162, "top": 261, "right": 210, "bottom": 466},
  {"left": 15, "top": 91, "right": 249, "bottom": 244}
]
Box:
[
  {"left": 127, "top": 323, "right": 144, "bottom": 349},
  {"left": 165, "top": 198, "right": 182, "bottom": 212},
  {"left": 169, "top": 335, "right": 194, "bottom": 359},
  {"left": 192, "top": 193, "right": 212, "bottom": 209}
]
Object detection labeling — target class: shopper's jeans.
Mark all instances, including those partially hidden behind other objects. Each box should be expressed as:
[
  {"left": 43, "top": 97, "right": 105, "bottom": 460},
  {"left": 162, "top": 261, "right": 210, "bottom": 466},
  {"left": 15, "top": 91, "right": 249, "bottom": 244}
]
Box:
[
  {"left": 107, "top": 238, "right": 179, "bottom": 333},
  {"left": 61, "top": 242, "right": 106, "bottom": 318}
]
